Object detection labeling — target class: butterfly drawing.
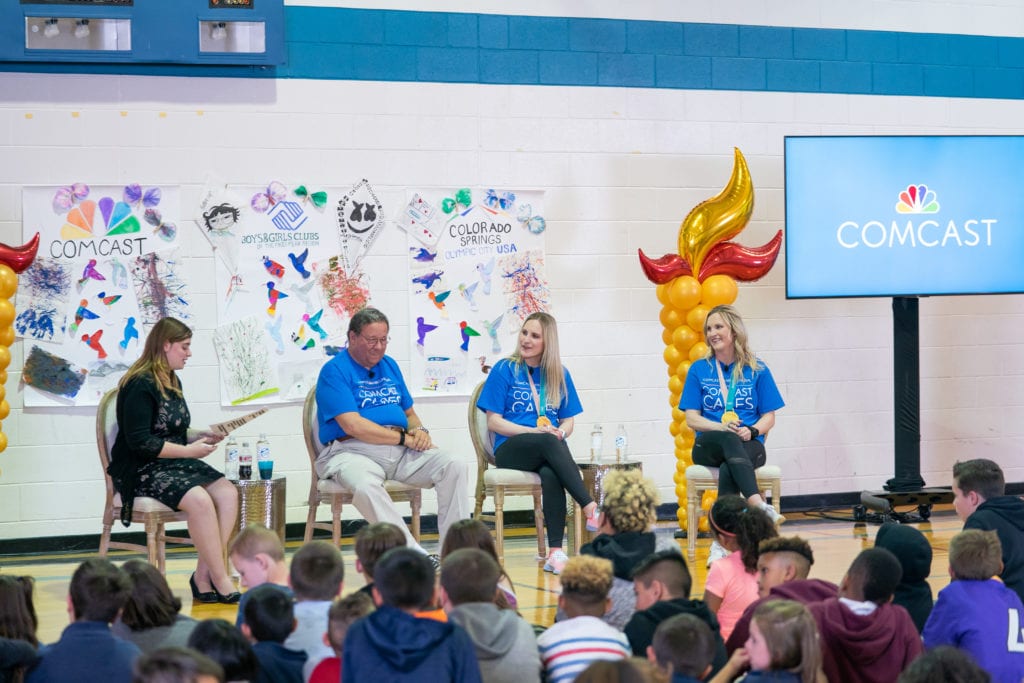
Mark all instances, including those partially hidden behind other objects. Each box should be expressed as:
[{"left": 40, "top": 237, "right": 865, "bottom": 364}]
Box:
[
  {"left": 516, "top": 203, "right": 547, "bottom": 235},
  {"left": 485, "top": 189, "right": 516, "bottom": 211},
  {"left": 441, "top": 188, "right": 472, "bottom": 215},
  {"left": 251, "top": 181, "right": 287, "bottom": 213},
  {"left": 144, "top": 208, "right": 177, "bottom": 242},
  {"left": 52, "top": 183, "right": 89, "bottom": 213},
  {"left": 123, "top": 184, "right": 162, "bottom": 211},
  {"left": 294, "top": 185, "right": 328, "bottom": 209}
]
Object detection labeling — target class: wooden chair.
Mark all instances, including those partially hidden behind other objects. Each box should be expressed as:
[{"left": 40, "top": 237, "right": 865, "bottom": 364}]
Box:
[
  {"left": 302, "top": 385, "right": 421, "bottom": 546},
  {"left": 684, "top": 463, "right": 783, "bottom": 560},
  {"left": 469, "top": 381, "right": 582, "bottom": 563},
  {"left": 96, "top": 388, "right": 193, "bottom": 573}
]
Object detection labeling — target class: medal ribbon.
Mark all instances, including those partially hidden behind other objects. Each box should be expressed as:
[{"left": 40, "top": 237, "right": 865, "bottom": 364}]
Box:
[
  {"left": 525, "top": 365, "right": 547, "bottom": 423},
  {"left": 715, "top": 359, "right": 738, "bottom": 418}
]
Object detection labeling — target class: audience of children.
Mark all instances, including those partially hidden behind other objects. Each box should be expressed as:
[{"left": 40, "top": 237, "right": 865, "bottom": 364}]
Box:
[
  {"left": 873, "top": 522, "right": 934, "bottom": 633},
  {"left": 342, "top": 547, "right": 481, "bottom": 682},
  {"left": 440, "top": 547, "right": 541, "bottom": 683},
  {"left": 953, "top": 458, "right": 1024, "bottom": 604},
  {"left": 186, "top": 619, "right": 258, "bottom": 683},
  {"left": 308, "top": 592, "right": 374, "bottom": 683},
  {"left": 0, "top": 574, "right": 39, "bottom": 683},
  {"left": 703, "top": 495, "right": 778, "bottom": 641},
  {"left": 623, "top": 549, "right": 726, "bottom": 676},
  {"left": 112, "top": 560, "right": 198, "bottom": 653},
  {"left": 577, "top": 470, "right": 679, "bottom": 630},
  {"left": 808, "top": 547, "right": 923, "bottom": 683},
  {"left": 923, "top": 528, "right": 1024, "bottom": 683},
  {"left": 440, "top": 518, "right": 519, "bottom": 610},
  {"left": 712, "top": 599, "right": 822, "bottom": 683},
  {"left": 538, "top": 555, "right": 631, "bottom": 682},
  {"left": 646, "top": 613, "right": 717, "bottom": 683},
  {"left": 726, "top": 536, "right": 837, "bottom": 654},
  {"left": 353, "top": 521, "right": 407, "bottom": 601},
  {"left": 27, "top": 558, "right": 141, "bottom": 683},
  {"left": 283, "top": 540, "right": 344, "bottom": 678},
  {"left": 227, "top": 525, "right": 292, "bottom": 628},
  {"left": 241, "top": 584, "right": 306, "bottom": 683}
]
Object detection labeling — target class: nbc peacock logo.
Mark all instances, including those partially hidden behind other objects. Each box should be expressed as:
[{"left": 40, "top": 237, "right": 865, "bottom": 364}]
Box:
[{"left": 895, "top": 184, "right": 939, "bottom": 214}]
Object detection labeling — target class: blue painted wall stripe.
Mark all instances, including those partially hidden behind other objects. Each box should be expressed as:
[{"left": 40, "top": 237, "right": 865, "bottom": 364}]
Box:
[{"left": 4, "top": 6, "right": 1024, "bottom": 100}]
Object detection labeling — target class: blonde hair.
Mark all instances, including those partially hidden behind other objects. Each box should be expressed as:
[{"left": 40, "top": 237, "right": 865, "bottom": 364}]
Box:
[
  {"left": 751, "top": 600, "right": 822, "bottom": 683},
  {"left": 510, "top": 312, "right": 566, "bottom": 407},
  {"left": 560, "top": 555, "right": 614, "bottom": 606},
  {"left": 118, "top": 317, "right": 192, "bottom": 398},
  {"left": 601, "top": 469, "right": 659, "bottom": 533},
  {"left": 949, "top": 529, "right": 1002, "bottom": 580},
  {"left": 702, "top": 305, "right": 761, "bottom": 382},
  {"left": 228, "top": 524, "right": 285, "bottom": 562}
]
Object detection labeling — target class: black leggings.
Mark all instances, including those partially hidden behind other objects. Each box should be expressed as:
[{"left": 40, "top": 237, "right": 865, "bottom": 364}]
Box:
[
  {"left": 494, "top": 432, "right": 594, "bottom": 548},
  {"left": 692, "top": 431, "right": 766, "bottom": 499}
]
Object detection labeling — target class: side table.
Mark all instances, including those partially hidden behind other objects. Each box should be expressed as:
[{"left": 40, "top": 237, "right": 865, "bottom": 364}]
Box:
[
  {"left": 230, "top": 477, "right": 287, "bottom": 543},
  {"left": 567, "top": 460, "right": 643, "bottom": 550}
]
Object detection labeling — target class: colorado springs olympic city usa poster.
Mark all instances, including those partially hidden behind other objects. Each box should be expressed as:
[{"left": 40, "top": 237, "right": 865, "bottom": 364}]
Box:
[
  {"left": 399, "top": 188, "right": 548, "bottom": 398},
  {"left": 202, "top": 178, "right": 383, "bottom": 406},
  {"left": 19, "top": 183, "right": 185, "bottom": 407}
]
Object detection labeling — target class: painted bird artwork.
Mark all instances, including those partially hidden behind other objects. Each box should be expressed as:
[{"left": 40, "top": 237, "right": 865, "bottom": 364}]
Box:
[
  {"left": 412, "top": 270, "right": 444, "bottom": 290},
  {"left": 82, "top": 329, "right": 107, "bottom": 359},
  {"left": 96, "top": 291, "right": 122, "bottom": 307},
  {"left": 410, "top": 247, "right": 437, "bottom": 263},
  {"left": 266, "top": 281, "right": 289, "bottom": 315},
  {"left": 265, "top": 315, "right": 285, "bottom": 355},
  {"left": 416, "top": 316, "right": 438, "bottom": 347},
  {"left": 292, "top": 326, "right": 315, "bottom": 350},
  {"left": 288, "top": 248, "right": 311, "bottom": 279},
  {"left": 459, "top": 321, "right": 480, "bottom": 352},
  {"left": 482, "top": 314, "right": 504, "bottom": 354},
  {"left": 120, "top": 317, "right": 139, "bottom": 350},
  {"left": 70, "top": 299, "right": 100, "bottom": 335},
  {"left": 476, "top": 257, "right": 495, "bottom": 295},
  {"left": 303, "top": 309, "right": 328, "bottom": 340},
  {"left": 78, "top": 259, "right": 105, "bottom": 288},
  {"left": 291, "top": 278, "right": 316, "bottom": 312},
  {"left": 458, "top": 281, "right": 479, "bottom": 311},
  {"left": 262, "top": 256, "right": 286, "bottom": 279},
  {"left": 428, "top": 290, "right": 451, "bottom": 319}
]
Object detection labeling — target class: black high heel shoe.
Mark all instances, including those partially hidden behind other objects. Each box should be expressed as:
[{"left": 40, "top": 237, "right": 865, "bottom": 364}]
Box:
[
  {"left": 213, "top": 583, "right": 241, "bottom": 605},
  {"left": 189, "top": 573, "right": 218, "bottom": 604}
]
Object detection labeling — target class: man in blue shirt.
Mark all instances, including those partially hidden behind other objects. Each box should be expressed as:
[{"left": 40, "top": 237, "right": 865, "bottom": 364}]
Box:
[{"left": 315, "top": 307, "right": 469, "bottom": 554}]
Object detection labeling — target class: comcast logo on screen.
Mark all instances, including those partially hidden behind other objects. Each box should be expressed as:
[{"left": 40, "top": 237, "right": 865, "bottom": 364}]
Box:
[{"left": 895, "top": 184, "right": 940, "bottom": 214}]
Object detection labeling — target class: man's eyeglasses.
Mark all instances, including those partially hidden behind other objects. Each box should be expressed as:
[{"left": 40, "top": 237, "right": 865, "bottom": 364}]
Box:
[{"left": 359, "top": 334, "right": 390, "bottom": 347}]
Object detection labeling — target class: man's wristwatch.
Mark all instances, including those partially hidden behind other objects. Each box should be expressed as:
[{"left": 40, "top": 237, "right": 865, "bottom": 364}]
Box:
[
  {"left": 397, "top": 430, "right": 406, "bottom": 446},
  {"left": 748, "top": 426, "right": 760, "bottom": 439},
  {"left": 409, "top": 426, "right": 429, "bottom": 434}
]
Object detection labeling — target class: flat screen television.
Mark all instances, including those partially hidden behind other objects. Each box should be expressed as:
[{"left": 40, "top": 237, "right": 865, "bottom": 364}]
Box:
[{"left": 785, "top": 135, "right": 1024, "bottom": 299}]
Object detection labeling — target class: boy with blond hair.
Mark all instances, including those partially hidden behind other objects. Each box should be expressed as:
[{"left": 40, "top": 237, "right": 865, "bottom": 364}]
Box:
[
  {"left": 923, "top": 529, "right": 1024, "bottom": 683},
  {"left": 285, "top": 541, "right": 345, "bottom": 681},
  {"left": 308, "top": 592, "right": 375, "bottom": 683},
  {"left": 538, "top": 555, "right": 630, "bottom": 683},
  {"left": 229, "top": 524, "right": 291, "bottom": 628}
]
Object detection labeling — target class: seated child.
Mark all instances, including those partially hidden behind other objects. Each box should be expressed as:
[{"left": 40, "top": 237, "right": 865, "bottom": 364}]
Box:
[
  {"left": 27, "top": 558, "right": 140, "bottom": 683},
  {"left": 646, "top": 613, "right": 717, "bottom": 683},
  {"left": 241, "top": 584, "right": 307, "bottom": 683},
  {"left": 713, "top": 599, "right": 822, "bottom": 683},
  {"left": 440, "top": 548, "right": 541, "bottom": 683},
  {"left": 538, "top": 555, "right": 630, "bottom": 683},
  {"left": 354, "top": 522, "right": 407, "bottom": 600},
  {"left": 898, "top": 645, "right": 992, "bottom": 683},
  {"left": 228, "top": 524, "right": 292, "bottom": 628},
  {"left": 874, "top": 522, "right": 933, "bottom": 633},
  {"left": 308, "top": 592, "right": 375, "bottom": 683},
  {"left": 283, "top": 541, "right": 344, "bottom": 679},
  {"left": 187, "top": 619, "right": 257, "bottom": 683},
  {"left": 132, "top": 646, "right": 225, "bottom": 683},
  {"left": 342, "top": 547, "right": 481, "bottom": 682},
  {"left": 441, "top": 518, "right": 518, "bottom": 610},
  {"left": 923, "top": 529, "right": 1024, "bottom": 683},
  {"left": 809, "top": 547, "right": 922, "bottom": 683}
]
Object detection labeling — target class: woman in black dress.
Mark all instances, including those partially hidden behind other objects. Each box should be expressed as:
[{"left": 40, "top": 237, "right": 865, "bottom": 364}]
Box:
[{"left": 108, "top": 317, "right": 239, "bottom": 603}]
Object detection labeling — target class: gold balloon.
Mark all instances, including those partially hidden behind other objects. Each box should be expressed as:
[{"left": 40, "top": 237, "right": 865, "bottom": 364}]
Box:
[
  {"left": 655, "top": 283, "right": 670, "bottom": 305},
  {"left": 0, "top": 300, "right": 13, "bottom": 328},
  {"left": 0, "top": 370, "right": 8, "bottom": 385},
  {"left": 686, "top": 305, "right": 711, "bottom": 335},
  {"left": 676, "top": 459, "right": 689, "bottom": 473},
  {"left": 669, "top": 391, "right": 680, "bottom": 407},
  {"left": 701, "top": 274, "right": 739, "bottom": 308},
  {"left": 0, "top": 400, "right": 8, "bottom": 420},
  {"left": 663, "top": 345, "right": 683, "bottom": 368},
  {"left": 669, "top": 421, "right": 680, "bottom": 436},
  {"left": 661, "top": 328, "right": 673, "bottom": 346},
  {"left": 678, "top": 148, "right": 755, "bottom": 275},
  {"left": 698, "top": 517, "right": 709, "bottom": 533},
  {"left": 668, "top": 375, "right": 683, "bottom": 396},
  {"left": 676, "top": 359, "right": 691, "bottom": 379},
  {"left": 0, "top": 265, "right": 16, "bottom": 299},
  {"left": 688, "top": 342, "right": 709, "bottom": 362},
  {"left": 674, "top": 433, "right": 688, "bottom": 449},
  {"left": 672, "top": 407, "right": 685, "bottom": 423},
  {"left": 659, "top": 306, "right": 684, "bottom": 329},
  {"left": 668, "top": 276, "right": 702, "bottom": 310},
  {"left": 0, "top": 431, "right": 7, "bottom": 453},
  {"left": 0, "top": 346, "right": 10, "bottom": 371},
  {"left": 672, "top": 325, "right": 698, "bottom": 353},
  {"left": 0, "top": 326, "right": 13, "bottom": 347},
  {"left": 677, "top": 508, "right": 687, "bottom": 524},
  {"left": 675, "top": 483, "right": 687, "bottom": 499}
]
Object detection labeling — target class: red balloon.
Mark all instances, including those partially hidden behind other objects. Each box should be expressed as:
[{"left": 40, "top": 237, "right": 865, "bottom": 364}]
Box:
[
  {"left": 0, "top": 233, "right": 39, "bottom": 274},
  {"left": 638, "top": 248, "right": 692, "bottom": 285},
  {"left": 698, "top": 230, "right": 783, "bottom": 282}
]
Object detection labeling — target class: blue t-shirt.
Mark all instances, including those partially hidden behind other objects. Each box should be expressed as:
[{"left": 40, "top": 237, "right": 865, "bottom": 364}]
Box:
[
  {"left": 679, "top": 357, "right": 784, "bottom": 442},
  {"left": 316, "top": 350, "right": 413, "bottom": 445},
  {"left": 476, "top": 358, "right": 582, "bottom": 452}
]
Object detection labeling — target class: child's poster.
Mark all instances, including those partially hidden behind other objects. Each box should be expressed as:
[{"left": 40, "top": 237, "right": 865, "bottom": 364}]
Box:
[
  {"left": 19, "top": 183, "right": 186, "bottom": 406},
  {"left": 401, "top": 188, "right": 548, "bottom": 397}
]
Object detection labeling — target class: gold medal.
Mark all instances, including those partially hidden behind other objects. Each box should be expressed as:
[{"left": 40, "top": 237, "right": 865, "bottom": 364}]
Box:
[
  {"left": 721, "top": 411, "right": 740, "bottom": 425},
  {"left": 536, "top": 415, "right": 552, "bottom": 428}
]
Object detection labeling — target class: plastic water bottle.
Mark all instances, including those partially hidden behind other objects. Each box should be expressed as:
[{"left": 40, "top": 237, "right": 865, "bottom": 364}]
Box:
[
  {"left": 256, "top": 433, "right": 273, "bottom": 480},
  {"left": 238, "top": 440, "right": 253, "bottom": 480},
  {"left": 615, "top": 424, "right": 628, "bottom": 462},
  {"left": 590, "top": 424, "right": 603, "bottom": 463},
  {"left": 224, "top": 435, "right": 239, "bottom": 480}
]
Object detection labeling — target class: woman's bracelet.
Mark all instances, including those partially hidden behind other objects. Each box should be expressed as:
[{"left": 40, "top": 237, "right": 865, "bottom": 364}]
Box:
[{"left": 748, "top": 426, "right": 760, "bottom": 438}]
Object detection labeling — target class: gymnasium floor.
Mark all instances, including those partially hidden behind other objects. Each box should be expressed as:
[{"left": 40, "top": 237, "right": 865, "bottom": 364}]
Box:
[{"left": 6, "top": 509, "right": 961, "bottom": 645}]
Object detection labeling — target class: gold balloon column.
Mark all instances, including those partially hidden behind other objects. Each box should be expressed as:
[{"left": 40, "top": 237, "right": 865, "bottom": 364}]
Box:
[
  {"left": 0, "top": 234, "right": 41, "bottom": 458},
  {"left": 638, "top": 150, "right": 781, "bottom": 535}
]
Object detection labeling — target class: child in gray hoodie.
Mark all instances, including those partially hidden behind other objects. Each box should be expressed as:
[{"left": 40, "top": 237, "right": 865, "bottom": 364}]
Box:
[{"left": 440, "top": 548, "right": 541, "bottom": 683}]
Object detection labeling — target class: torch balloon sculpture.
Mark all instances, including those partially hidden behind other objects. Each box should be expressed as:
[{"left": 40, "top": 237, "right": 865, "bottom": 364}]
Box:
[
  {"left": 638, "top": 149, "right": 781, "bottom": 534},
  {"left": 0, "top": 234, "right": 41, "bottom": 456}
]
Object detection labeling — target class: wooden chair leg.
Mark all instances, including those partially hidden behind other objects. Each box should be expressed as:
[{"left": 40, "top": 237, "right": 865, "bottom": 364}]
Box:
[
  {"left": 410, "top": 493, "right": 422, "bottom": 543},
  {"left": 331, "top": 498, "right": 343, "bottom": 547},
  {"left": 99, "top": 519, "right": 113, "bottom": 557},
  {"left": 304, "top": 497, "right": 317, "bottom": 543},
  {"left": 146, "top": 519, "right": 160, "bottom": 568},
  {"left": 493, "top": 488, "right": 506, "bottom": 564},
  {"left": 687, "top": 486, "right": 700, "bottom": 561},
  {"left": 533, "top": 490, "right": 546, "bottom": 560},
  {"left": 570, "top": 502, "right": 582, "bottom": 555}
]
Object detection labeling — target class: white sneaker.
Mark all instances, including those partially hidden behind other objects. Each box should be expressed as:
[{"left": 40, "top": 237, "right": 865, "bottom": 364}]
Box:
[
  {"left": 760, "top": 502, "right": 786, "bottom": 526},
  {"left": 544, "top": 549, "right": 569, "bottom": 574},
  {"left": 707, "top": 539, "right": 729, "bottom": 568}
]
